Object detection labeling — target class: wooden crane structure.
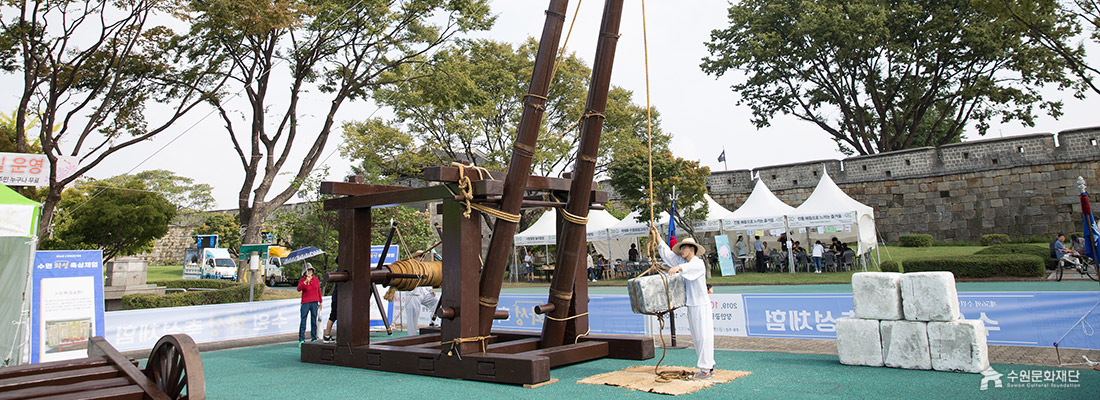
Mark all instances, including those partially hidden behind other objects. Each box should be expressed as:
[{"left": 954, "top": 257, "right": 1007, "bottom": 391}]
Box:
[{"left": 300, "top": 0, "right": 654, "bottom": 385}]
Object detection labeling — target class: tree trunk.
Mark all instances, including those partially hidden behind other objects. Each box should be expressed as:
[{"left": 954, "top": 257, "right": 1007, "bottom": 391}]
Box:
[{"left": 37, "top": 187, "right": 63, "bottom": 239}]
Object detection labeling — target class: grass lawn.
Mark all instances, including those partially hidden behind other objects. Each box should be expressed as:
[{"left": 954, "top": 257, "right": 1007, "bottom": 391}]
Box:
[{"left": 146, "top": 264, "right": 183, "bottom": 281}]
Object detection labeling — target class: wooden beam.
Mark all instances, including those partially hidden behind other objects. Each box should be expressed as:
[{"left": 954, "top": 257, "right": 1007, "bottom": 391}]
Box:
[
  {"left": 87, "top": 337, "right": 171, "bottom": 400},
  {"left": 425, "top": 166, "right": 598, "bottom": 192},
  {"left": 324, "top": 185, "right": 456, "bottom": 210},
  {"left": 320, "top": 181, "right": 408, "bottom": 196},
  {"left": 372, "top": 334, "right": 441, "bottom": 347},
  {"left": 0, "top": 377, "right": 130, "bottom": 400},
  {"left": 37, "top": 385, "right": 144, "bottom": 400},
  {"left": 485, "top": 338, "right": 541, "bottom": 354},
  {"left": 515, "top": 341, "right": 609, "bottom": 368},
  {"left": 0, "top": 366, "right": 118, "bottom": 392}
]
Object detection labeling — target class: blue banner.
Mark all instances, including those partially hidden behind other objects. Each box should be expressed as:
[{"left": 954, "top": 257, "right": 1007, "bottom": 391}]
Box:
[
  {"left": 371, "top": 245, "right": 399, "bottom": 265},
  {"left": 714, "top": 235, "right": 736, "bottom": 276},
  {"left": 491, "top": 294, "right": 646, "bottom": 335},
  {"left": 742, "top": 292, "right": 1100, "bottom": 349},
  {"left": 31, "top": 250, "right": 105, "bottom": 363}
]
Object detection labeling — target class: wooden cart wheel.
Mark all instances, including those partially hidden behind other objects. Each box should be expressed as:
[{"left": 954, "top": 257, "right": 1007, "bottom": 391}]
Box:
[{"left": 144, "top": 334, "right": 206, "bottom": 399}]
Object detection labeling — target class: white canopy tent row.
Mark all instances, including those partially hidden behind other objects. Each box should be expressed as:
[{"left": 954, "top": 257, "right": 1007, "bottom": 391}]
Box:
[
  {"left": 513, "top": 208, "right": 634, "bottom": 270},
  {"left": 787, "top": 171, "right": 878, "bottom": 256}
]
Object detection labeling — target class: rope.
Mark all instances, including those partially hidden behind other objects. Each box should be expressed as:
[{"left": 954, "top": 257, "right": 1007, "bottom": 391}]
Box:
[
  {"left": 640, "top": 0, "right": 691, "bottom": 382},
  {"left": 544, "top": 312, "right": 588, "bottom": 322},
  {"left": 448, "top": 162, "right": 522, "bottom": 223},
  {"left": 440, "top": 335, "right": 492, "bottom": 359},
  {"left": 387, "top": 259, "right": 443, "bottom": 291},
  {"left": 560, "top": 208, "right": 589, "bottom": 225}
]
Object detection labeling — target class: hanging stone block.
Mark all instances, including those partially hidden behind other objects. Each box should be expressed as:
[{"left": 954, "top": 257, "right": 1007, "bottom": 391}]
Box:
[
  {"left": 627, "top": 272, "right": 686, "bottom": 315},
  {"left": 836, "top": 317, "right": 884, "bottom": 367},
  {"left": 928, "top": 320, "right": 989, "bottom": 373},
  {"left": 900, "top": 272, "right": 960, "bottom": 321},
  {"left": 881, "top": 320, "right": 932, "bottom": 370},
  {"left": 852, "top": 272, "right": 904, "bottom": 320}
]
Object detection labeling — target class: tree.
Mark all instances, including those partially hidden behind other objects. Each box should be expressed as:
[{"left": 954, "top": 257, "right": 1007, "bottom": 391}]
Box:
[
  {"left": 0, "top": 110, "right": 40, "bottom": 153},
  {"left": 0, "top": 0, "right": 228, "bottom": 238},
  {"left": 366, "top": 38, "right": 670, "bottom": 177},
  {"left": 339, "top": 119, "right": 432, "bottom": 185},
  {"left": 179, "top": 0, "right": 493, "bottom": 246},
  {"left": 43, "top": 180, "right": 177, "bottom": 261},
  {"left": 99, "top": 170, "right": 216, "bottom": 214},
  {"left": 701, "top": 0, "right": 1075, "bottom": 155},
  {"left": 984, "top": 0, "right": 1100, "bottom": 96},
  {"left": 607, "top": 148, "right": 710, "bottom": 240},
  {"left": 192, "top": 213, "right": 241, "bottom": 257}
]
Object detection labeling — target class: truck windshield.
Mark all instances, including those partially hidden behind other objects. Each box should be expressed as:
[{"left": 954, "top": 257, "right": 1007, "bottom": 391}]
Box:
[{"left": 214, "top": 259, "right": 236, "bottom": 268}]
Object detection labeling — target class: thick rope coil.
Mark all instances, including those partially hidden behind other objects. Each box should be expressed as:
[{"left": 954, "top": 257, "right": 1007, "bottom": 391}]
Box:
[
  {"left": 560, "top": 208, "right": 589, "bottom": 225},
  {"left": 478, "top": 297, "right": 498, "bottom": 307},
  {"left": 387, "top": 259, "right": 443, "bottom": 291}
]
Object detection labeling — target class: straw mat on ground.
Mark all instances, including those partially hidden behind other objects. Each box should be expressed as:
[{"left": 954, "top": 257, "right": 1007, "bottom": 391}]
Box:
[{"left": 578, "top": 365, "right": 751, "bottom": 395}]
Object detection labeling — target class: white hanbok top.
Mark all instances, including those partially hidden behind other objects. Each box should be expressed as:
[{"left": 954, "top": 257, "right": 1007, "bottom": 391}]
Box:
[{"left": 656, "top": 240, "right": 710, "bottom": 307}]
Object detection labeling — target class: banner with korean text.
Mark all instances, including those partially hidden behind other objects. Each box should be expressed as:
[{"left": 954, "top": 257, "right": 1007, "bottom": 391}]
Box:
[
  {"left": 31, "top": 250, "right": 105, "bottom": 363},
  {"left": 0, "top": 153, "right": 79, "bottom": 187},
  {"left": 104, "top": 293, "right": 392, "bottom": 352}
]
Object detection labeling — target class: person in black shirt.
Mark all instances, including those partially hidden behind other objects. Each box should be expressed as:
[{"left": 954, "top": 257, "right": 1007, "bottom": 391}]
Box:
[{"left": 628, "top": 243, "right": 640, "bottom": 262}]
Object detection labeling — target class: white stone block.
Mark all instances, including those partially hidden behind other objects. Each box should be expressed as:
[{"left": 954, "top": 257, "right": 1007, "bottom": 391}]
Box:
[
  {"left": 852, "top": 272, "right": 904, "bottom": 320},
  {"left": 836, "top": 317, "right": 884, "bottom": 367},
  {"left": 900, "top": 272, "right": 960, "bottom": 321},
  {"left": 627, "top": 273, "right": 686, "bottom": 315},
  {"left": 928, "top": 320, "right": 989, "bottom": 373},
  {"left": 881, "top": 320, "right": 932, "bottom": 370}
]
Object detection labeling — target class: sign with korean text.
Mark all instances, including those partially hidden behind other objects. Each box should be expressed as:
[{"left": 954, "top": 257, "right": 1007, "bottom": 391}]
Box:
[
  {"left": 30, "top": 250, "right": 105, "bottom": 363},
  {"left": 0, "top": 153, "right": 78, "bottom": 187},
  {"left": 714, "top": 235, "right": 736, "bottom": 276}
]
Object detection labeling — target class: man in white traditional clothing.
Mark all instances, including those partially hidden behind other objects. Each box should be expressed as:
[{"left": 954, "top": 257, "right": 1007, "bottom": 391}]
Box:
[
  {"left": 405, "top": 286, "right": 439, "bottom": 336},
  {"left": 651, "top": 226, "right": 715, "bottom": 380}
]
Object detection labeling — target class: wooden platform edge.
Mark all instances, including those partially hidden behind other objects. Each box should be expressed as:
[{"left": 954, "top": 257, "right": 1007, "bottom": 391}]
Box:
[{"left": 523, "top": 378, "right": 558, "bottom": 389}]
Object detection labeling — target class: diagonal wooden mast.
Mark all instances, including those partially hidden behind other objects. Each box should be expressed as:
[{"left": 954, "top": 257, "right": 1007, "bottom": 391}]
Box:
[
  {"left": 540, "top": 0, "right": 625, "bottom": 348},
  {"left": 476, "top": 0, "right": 572, "bottom": 335}
]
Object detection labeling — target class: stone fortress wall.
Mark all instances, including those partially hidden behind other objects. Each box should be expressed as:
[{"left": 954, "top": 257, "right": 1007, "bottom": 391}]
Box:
[{"left": 695, "top": 126, "right": 1100, "bottom": 242}]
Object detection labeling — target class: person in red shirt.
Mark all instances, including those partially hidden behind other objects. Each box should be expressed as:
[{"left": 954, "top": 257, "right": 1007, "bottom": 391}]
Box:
[{"left": 297, "top": 264, "right": 322, "bottom": 346}]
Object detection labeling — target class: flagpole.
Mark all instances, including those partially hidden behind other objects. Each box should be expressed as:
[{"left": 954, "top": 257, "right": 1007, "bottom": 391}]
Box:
[{"left": 723, "top": 146, "right": 728, "bottom": 171}]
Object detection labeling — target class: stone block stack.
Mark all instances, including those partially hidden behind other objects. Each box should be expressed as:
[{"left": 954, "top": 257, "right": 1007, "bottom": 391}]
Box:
[{"left": 837, "top": 271, "right": 989, "bottom": 373}]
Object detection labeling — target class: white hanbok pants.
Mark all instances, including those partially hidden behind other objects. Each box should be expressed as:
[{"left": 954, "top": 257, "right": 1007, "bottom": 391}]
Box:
[
  {"left": 405, "top": 291, "right": 439, "bottom": 336},
  {"left": 685, "top": 302, "right": 715, "bottom": 370}
]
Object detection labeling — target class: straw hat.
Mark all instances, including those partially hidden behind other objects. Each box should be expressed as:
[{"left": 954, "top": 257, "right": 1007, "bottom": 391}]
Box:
[{"left": 672, "top": 238, "right": 706, "bottom": 256}]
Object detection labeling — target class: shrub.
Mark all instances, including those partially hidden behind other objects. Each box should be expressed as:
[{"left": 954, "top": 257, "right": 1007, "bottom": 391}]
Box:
[
  {"left": 980, "top": 234, "right": 1010, "bottom": 246},
  {"left": 975, "top": 244, "right": 1058, "bottom": 270},
  {"left": 879, "top": 260, "right": 901, "bottom": 273},
  {"left": 931, "top": 240, "right": 980, "bottom": 247},
  {"left": 899, "top": 234, "right": 933, "bottom": 247},
  {"left": 1008, "top": 235, "right": 1052, "bottom": 244},
  {"left": 123, "top": 279, "right": 265, "bottom": 309},
  {"left": 902, "top": 254, "right": 1045, "bottom": 278}
]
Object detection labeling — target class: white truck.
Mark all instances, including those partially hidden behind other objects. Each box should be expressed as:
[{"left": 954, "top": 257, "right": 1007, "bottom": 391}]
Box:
[
  {"left": 240, "top": 244, "right": 293, "bottom": 286},
  {"left": 182, "top": 247, "right": 239, "bottom": 280}
]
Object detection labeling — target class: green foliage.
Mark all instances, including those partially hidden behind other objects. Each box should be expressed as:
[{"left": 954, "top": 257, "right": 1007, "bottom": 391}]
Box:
[
  {"left": 0, "top": 110, "right": 42, "bottom": 153},
  {"left": 180, "top": 0, "right": 494, "bottom": 245},
  {"left": 192, "top": 213, "right": 242, "bottom": 258},
  {"left": 122, "top": 280, "right": 264, "bottom": 309},
  {"left": 42, "top": 180, "right": 176, "bottom": 260},
  {"left": 607, "top": 148, "right": 710, "bottom": 239},
  {"left": 931, "top": 240, "right": 980, "bottom": 247},
  {"left": 364, "top": 38, "right": 670, "bottom": 177},
  {"left": 340, "top": 119, "right": 432, "bottom": 184},
  {"left": 980, "top": 234, "right": 1011, "bottom": 246},
  {"left": 879, "top": 260, "right": 902, "bottom": 272},
  {"left": 902, "top": 254, "right": 1046, "bottom": 278},
  {"left": 100, "top": 170, "right": 215, "bottom": 213},
  {"left": 899, "top": 234, "right": 934, "bottom": 247},
  {"left": 976, "top": 244, "right": 1058, "bottom": 269},
  {"left": 701, "top": 0, "right": 1074, "bottom": 155}
]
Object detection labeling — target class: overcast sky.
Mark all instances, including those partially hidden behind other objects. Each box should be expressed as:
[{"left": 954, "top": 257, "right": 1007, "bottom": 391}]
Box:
[{"left": 5, "top": 1, "right": 1099, "bottom": 209}]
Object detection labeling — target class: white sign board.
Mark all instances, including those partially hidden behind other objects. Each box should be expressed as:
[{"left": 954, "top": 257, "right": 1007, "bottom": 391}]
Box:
[{"left": 0, "top": 153, "right": 78, "bottom": 187}]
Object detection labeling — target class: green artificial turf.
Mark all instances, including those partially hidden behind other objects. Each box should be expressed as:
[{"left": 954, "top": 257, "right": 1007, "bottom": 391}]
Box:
[{"left": 197, "top": 340, "right": 1097, "bottom": 399}]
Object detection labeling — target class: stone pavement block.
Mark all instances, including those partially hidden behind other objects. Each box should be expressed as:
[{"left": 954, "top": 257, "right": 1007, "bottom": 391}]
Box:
[
  {"left": 836, "top": 317, "right": 884, "bottom": 367},
  {"left": 881, "top": 320, "right": 932, "bottom": 370},
  {"left": 900, "top": 272, "right": 960, "bottom": 321},
  {"left": 928, "top": 320, "right": 989, "bottom": 373},
  {"left": 852, "top": 272, "right": 904, "bottom": 320}
]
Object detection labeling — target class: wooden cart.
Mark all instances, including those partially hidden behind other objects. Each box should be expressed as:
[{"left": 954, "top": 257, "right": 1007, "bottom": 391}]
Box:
[{"left": 0, "top": 334, "right": 204, "bottom": 400}]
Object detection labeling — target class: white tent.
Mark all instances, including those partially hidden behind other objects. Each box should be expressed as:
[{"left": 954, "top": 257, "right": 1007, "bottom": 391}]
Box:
[
  {"left": 1, "top": 184, "right": 39, "bottom": 366},
  {"left": 513, "top": 209, "right": 633, "bottom": 260},
  {"left": 608, "top": 210, "right": 672, "bottom": 239},
  {"left": 693, "top": 194, "right": 737, "bottom": 233},
  {"left": 787, "top": 171, "right": 878, "bottom": 255},
  {"left": 721, "top": 179, "right": 796, "bottom": 234}
]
